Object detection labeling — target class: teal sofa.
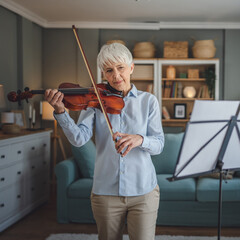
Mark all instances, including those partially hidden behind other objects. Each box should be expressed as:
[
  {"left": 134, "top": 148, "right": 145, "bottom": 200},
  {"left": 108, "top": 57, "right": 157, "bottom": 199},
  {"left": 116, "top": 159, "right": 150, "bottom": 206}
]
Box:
[{"left": 55, "top": 133, "right": 240, "bottom": 226}]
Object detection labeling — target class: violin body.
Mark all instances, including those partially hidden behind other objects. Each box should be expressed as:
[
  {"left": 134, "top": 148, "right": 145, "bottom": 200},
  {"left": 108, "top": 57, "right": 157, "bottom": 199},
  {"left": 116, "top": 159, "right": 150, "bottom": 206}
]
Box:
[
  {"left": 7, "top": 83, "right": 125, "bottom": 114},
  {"left": 59, "top": 83, "right": 124, "bottom": 114}
]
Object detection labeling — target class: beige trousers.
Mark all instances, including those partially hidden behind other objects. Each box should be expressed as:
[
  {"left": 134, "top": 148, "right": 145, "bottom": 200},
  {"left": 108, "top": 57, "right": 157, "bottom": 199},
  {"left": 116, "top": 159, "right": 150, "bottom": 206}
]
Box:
[{"left": 91, "top": 185, "right": 160, "bottom": 240}]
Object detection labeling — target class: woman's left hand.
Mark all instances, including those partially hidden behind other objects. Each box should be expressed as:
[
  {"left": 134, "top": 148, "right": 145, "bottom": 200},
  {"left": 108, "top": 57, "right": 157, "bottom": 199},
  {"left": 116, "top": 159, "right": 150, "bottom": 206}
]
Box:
[{"left": 113, "top": 132, "right": 143, "bottom": 157}]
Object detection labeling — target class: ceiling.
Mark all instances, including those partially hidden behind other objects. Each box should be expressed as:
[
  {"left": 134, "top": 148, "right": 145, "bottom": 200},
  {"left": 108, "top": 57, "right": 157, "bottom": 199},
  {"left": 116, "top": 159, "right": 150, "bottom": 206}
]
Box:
[{"left": 1, "top": 0, "right": 240, "bottom": 29}]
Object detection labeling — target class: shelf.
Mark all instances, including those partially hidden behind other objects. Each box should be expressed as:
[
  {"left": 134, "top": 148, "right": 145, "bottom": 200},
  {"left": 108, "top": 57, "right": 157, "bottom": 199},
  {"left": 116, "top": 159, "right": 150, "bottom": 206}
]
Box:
[
  {"left": 162, "top": 78, "right": 206, "bottom": 81},
  {"left": 131, "top": 78, "right": 153, "bottom": 81},
  {"left": 162, "top": 119, "right": 189, "bottom": 123},
  {"left": 162, "top": 98, "right": 213, "bottom": 101}
]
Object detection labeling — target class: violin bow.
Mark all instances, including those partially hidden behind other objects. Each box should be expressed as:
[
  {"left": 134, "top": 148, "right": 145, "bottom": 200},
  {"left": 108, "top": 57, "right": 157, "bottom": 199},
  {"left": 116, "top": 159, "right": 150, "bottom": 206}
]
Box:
[{"left": 72, "top": 25, "right": 114, "bottom": 138}]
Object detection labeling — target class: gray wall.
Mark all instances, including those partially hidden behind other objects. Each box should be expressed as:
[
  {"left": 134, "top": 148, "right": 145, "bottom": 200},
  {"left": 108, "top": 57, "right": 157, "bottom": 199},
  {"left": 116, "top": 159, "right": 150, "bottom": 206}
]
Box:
[
  {"left": 0, "top": 7, "right": 43, "bottom": 128},
  {"left": 0, "top": 7, "right": 19, "bottom": 111},
  {"left": 224, "top": 30, "right": 240, "bottom": 100}
]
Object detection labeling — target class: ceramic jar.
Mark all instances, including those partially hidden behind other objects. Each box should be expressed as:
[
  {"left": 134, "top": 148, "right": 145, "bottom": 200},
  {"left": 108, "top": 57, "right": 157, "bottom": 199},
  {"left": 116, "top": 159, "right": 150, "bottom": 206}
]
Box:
[{"left": 166, "top": 65, "right": 176, "bottom": 79}]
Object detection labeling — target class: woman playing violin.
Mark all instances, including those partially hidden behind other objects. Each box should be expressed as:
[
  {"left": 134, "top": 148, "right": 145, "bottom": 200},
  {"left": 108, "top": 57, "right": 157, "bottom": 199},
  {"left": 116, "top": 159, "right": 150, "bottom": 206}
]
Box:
[{"left": 45, "top": 43, "right": 164, "bottom": 240}]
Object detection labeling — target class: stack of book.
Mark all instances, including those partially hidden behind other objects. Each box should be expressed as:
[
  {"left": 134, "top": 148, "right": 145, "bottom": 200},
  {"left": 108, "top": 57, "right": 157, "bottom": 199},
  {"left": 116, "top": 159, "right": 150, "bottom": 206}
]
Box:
[
  {"left": 162, "top": 81, "right": 178, "bottom": 98},
  {"left": 197, "top": 85, "right": 210, "bottom": 98}
]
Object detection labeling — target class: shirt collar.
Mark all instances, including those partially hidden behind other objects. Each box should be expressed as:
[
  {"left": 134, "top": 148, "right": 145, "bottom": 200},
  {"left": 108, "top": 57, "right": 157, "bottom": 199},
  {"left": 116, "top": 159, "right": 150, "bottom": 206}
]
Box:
[{"left": 126, "top": 84, "right": 137, "bottom": 98}]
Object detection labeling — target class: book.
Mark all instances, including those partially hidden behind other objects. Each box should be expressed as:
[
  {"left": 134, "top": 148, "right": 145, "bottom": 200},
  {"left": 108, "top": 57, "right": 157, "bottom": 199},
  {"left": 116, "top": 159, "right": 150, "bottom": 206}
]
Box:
[
  {"left": 146, "top": 84, "right": 153, "bottom": 93},
  {"left": 162, "top": 106, "right": 170, "bottom": 119}
]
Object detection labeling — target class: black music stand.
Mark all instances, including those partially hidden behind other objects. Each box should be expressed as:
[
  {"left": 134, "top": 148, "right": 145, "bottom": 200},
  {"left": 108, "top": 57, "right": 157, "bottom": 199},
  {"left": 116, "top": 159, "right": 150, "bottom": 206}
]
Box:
[{"left": 168, "top": 100, "right": 240, "bottom": 240}]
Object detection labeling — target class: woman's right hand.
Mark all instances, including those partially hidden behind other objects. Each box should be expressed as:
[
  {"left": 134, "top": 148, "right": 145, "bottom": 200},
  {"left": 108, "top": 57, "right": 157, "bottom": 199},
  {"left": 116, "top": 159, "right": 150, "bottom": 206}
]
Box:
[{"left": 45, "top": 89, "right": 65, "bottom": 114}]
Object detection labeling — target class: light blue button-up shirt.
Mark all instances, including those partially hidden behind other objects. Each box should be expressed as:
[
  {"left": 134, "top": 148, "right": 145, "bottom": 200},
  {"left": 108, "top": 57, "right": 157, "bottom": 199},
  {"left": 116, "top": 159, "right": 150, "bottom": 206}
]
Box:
[{"left": 54, "top": 84, "right": 164, "bottom": 196}]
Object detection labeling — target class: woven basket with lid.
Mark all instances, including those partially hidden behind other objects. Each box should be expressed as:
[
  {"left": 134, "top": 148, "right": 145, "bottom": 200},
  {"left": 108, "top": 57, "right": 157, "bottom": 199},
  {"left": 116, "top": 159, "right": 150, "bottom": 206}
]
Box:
[
  {"left": 192, "top": 39, "right": 216, "bottom": 58},
  {"left": 133, "top": 42, "right": 156, "bottom": 58}
]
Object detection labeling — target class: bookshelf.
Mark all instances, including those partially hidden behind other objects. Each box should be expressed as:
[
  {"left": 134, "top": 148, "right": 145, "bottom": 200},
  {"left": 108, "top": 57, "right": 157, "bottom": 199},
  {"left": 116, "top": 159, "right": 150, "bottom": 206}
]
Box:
[{"left": 159, "top": 58, "right": 220, "bottom": 128}]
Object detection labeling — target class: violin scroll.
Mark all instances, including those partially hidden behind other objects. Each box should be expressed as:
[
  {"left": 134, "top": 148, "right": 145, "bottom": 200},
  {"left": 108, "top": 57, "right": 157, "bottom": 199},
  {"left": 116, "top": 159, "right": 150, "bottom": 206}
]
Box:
[{"left": 7, "top": 87, "right": 33, "bottom": 105}]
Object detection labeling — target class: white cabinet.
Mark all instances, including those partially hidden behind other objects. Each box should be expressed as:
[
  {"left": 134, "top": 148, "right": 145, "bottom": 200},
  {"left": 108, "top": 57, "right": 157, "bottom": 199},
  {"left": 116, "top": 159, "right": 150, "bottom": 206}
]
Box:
[{"left": 0, "top": 130, "right": 51, "bottom": 232}]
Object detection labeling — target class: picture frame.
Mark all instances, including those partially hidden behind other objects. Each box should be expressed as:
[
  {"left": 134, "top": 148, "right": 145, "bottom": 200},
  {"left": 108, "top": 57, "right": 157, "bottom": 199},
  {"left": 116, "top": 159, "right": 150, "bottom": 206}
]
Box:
[
  {"left": 11, "top": 110, "right": 27, "bottom": 128},
  {"left": 174, "top": 103, "right": 186, "bottom": 119}
]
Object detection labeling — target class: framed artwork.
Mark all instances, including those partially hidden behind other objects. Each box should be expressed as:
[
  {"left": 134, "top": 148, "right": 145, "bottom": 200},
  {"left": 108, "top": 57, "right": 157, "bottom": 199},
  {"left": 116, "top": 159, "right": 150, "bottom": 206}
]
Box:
[
  {"left": 174, "top": 103, "right": 186, "bottom": 119},
  {"left": 11, "top": 110, "right": 27, "bottom": 128}
]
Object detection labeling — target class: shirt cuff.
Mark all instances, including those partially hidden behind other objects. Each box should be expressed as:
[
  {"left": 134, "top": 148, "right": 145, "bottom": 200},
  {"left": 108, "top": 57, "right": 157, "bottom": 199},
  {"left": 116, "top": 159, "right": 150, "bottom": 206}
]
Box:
[
  {"left": 140, "top": 135, "right": 150, "bottom": 150},
  {"left": 53, "top": 110, "right": 72, "bottom": 126}
]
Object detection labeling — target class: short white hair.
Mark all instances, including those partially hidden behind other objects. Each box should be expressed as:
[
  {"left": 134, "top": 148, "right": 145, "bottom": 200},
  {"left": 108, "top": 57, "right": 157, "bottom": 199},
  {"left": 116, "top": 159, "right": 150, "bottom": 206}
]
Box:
[{"left": 97, "top": 43, "right": 133, "bottom": 71}]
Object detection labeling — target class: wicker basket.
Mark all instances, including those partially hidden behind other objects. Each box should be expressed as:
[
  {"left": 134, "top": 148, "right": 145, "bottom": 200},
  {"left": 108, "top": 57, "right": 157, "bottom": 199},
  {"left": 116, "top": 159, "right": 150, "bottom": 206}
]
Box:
[
  {"left": 164, "top": 41, "right": 188, "bottom": 58},
  {"left": 188, "top": 69, "right": 199, "bottom": 78},
  {"left": 106, "top": 40, "right": 125, "bottom": 45},
  {"left": 192, "top": 40, "right": 216, "bottom": 58},
  {"left": 133, "top": 42, "right": 155, "bottom": 58}
]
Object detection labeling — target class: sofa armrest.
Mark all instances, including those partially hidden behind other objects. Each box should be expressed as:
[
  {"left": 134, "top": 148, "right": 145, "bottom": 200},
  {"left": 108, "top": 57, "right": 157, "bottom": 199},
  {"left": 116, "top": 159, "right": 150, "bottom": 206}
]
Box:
[{"left": 54, "top": 157, "right": 80, "bottom": 223}]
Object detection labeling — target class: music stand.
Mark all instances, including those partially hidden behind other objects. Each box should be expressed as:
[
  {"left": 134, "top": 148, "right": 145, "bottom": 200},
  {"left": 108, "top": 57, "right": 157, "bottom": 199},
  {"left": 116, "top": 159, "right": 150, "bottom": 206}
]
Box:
[{"left": 168, "top": 100, "right": 240, "bottom": 240}]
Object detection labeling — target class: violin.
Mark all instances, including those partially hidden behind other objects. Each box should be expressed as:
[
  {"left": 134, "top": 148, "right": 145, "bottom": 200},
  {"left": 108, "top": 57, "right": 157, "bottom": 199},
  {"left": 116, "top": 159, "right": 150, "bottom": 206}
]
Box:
[
  {"left": 8, "top": 25, "right": 118, "bottom": 139},
  {"left": 7, "top": 82, "right": 125, "bottom": 114}
]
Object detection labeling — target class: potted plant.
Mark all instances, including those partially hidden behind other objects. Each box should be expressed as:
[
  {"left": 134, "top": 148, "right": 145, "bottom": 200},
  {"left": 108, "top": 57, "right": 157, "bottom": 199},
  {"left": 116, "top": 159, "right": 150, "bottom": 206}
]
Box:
[{"left": 204, "top": 67, "right": 216, "bottom": 98}]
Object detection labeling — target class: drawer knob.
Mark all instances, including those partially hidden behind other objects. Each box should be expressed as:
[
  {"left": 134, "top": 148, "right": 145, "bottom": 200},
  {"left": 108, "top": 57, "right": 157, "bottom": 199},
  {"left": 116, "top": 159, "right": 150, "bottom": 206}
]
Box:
[
  {"left": 43, "top": 143, "right": 47, "bottom": 147},
  {"left": 1, "top": 155, "right": 5, "bottom": 159},
  {"left": 0, "top": 178, "right": 5, "bottom": 181},
  {"left": 31, "top": 166, "right": 35, "bottom": 169},
  {"left": 17, "top": 171, "right": 22, "bottom": 175},
  {"left": 17, "top": 195, "right": 21, "bottom": 199},
  {"left": 0, "top": 203, "right": 4, "bottom": 207},
  {"left": 31, "top": 147, "right": 35, "bottom": 150},
  {"left": 17, "top": 150, "right": 22, "bottom": 154}
]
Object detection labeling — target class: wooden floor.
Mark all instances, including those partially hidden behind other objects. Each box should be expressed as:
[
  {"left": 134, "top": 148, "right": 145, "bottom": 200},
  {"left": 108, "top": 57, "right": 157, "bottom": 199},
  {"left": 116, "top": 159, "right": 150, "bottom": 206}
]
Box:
[{"left": 1, "top": 192, "right": 240, "bottom": 240}]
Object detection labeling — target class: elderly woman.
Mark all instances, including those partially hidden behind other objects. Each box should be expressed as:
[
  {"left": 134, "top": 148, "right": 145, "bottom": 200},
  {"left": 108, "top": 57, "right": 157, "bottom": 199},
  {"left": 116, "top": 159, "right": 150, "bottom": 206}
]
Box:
[{"left": 45, "top": 43, "right": 164, "bottom": 240}]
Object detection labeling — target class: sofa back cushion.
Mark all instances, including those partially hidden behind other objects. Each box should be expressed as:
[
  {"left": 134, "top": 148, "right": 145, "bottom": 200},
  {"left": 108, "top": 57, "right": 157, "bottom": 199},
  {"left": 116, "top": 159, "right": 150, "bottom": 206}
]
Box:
[
  {"left": 151, "top": 133, "right": 184, "bottom": 174},
  {"left": 71, "top": 139, "right": 96, "bottom": 178}
]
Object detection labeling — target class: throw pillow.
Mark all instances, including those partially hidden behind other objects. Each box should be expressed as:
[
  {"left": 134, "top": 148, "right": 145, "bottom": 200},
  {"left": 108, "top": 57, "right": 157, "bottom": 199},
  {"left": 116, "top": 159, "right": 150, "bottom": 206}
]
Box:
[{"left": 71, "top": 139, "right": 96, "bottom": 178}]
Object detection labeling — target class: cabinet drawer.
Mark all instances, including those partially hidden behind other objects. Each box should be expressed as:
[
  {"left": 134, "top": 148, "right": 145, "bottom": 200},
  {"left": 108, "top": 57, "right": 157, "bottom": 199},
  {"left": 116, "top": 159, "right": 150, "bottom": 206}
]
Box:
[
  {"left": 26, "top": 176, "right": 49, "bottom": 205},
  {"left": 11, "top": 142, "right": 24, "bottom": 161},
  {"left": 0, "top": 184, "right": 25, "bottom": 223},
  {"left": 39, "top": 137, "right": 50, "bottom": 156},
  {"left": 0, "top": 163, "right": 24, "bottom": 189},
  {"left": 25, "top": 157, "right": 41, "bottom": 177},
  {"left": 23, "top": 140, "right": 40, "bottom": 158},
  {"left": 0, "top": 145, "right": 11, "bottom": 167}
]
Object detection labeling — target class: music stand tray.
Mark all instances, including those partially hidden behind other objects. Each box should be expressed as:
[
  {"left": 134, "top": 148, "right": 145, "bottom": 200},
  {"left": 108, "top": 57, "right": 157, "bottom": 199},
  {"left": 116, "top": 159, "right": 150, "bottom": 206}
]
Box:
[{"left": 168, "top": 100, "right": 240, "bottom": 240}]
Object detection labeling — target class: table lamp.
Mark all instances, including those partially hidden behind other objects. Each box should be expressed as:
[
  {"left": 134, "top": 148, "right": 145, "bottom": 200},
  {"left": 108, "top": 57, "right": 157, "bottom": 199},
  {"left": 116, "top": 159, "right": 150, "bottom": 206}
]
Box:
[{"left": 42, "top": 101, "right": 67, "bottom": 186}]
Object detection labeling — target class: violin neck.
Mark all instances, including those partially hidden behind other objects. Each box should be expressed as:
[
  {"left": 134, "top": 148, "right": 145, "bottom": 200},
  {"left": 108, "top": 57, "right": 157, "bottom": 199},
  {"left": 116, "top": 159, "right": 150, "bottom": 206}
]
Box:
[{"left": 31, "top": 88, "right": 91, "bottom": 95}]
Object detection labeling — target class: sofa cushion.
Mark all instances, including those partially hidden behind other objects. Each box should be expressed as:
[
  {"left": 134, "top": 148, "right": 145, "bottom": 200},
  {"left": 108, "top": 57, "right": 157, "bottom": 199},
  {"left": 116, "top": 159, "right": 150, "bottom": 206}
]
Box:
[
  {"left": 71, "top": 140, "right": 96, "bottom": 178},
  {"left": 152, "top": 133, "right": 184, "bottom": 174},
  {"left": 68, "top": 178, "right": 93, "bottom": 199},
  {"left": 197, "top": 177, "right": 240, "bottom": 202},
  {"left": 157, "top": 174, "right": 196, "bottom": 201}
]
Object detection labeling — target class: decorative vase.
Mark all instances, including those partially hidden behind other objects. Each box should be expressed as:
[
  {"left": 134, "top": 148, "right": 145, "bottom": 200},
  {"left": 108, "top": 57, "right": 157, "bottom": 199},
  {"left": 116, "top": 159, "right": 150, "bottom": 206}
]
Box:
[{"left": 166, "top": 65, "right": 176, "bottom": 79}]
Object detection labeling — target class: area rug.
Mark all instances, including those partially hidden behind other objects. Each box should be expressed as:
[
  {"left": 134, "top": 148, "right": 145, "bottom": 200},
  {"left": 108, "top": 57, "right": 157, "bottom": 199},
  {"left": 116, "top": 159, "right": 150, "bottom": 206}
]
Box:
[{"left": 46, "top": 233, "right": 240, "bottom": 240}]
